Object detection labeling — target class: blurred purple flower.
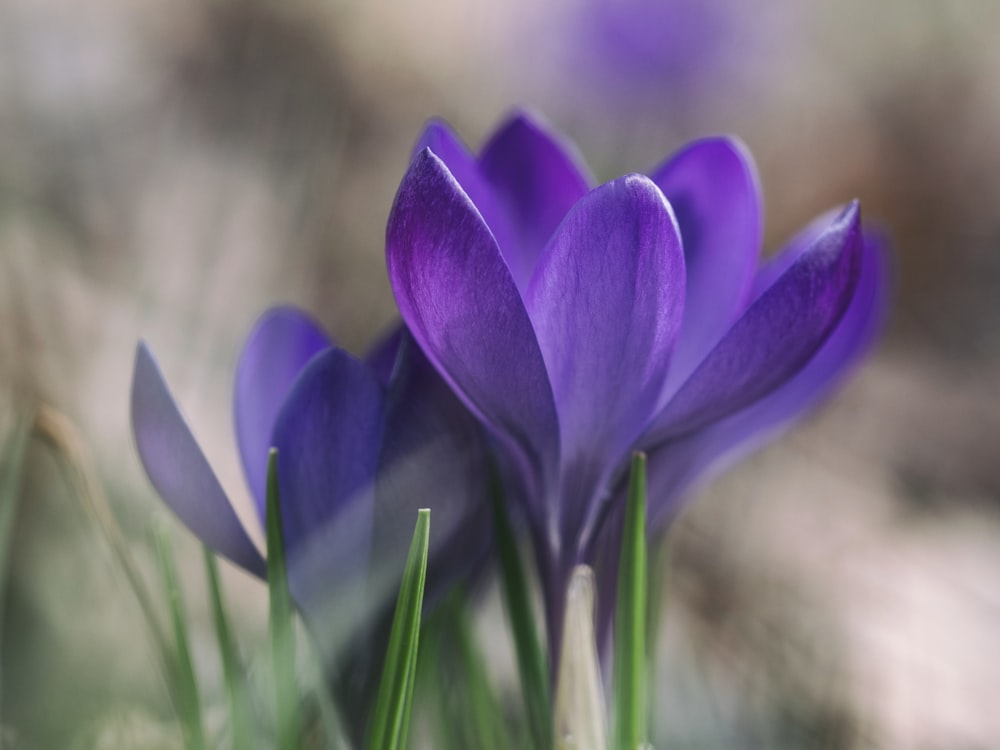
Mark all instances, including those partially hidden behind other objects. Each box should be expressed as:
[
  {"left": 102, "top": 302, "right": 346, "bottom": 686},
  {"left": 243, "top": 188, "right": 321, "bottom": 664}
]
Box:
[
  {"left": 130, "top": 306, "right": 489, "bottom": 658},
  {"left": 571, "top": 0, "right": 740, "bottom": 99},
  {"left": 386, "top": 112, "right": 888, "bottom": 654}
]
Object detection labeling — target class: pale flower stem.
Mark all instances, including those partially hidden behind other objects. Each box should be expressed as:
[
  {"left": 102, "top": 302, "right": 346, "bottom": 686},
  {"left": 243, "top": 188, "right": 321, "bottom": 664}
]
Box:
[{"left": 554, "top": 565, "right": 608, "bottom": 750}]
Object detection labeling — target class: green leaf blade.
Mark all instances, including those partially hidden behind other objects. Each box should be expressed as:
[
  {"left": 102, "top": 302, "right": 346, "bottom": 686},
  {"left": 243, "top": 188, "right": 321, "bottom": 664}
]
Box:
[
  {"left": 613, "top": 452, "right": 648, "bottom": 750},
  {"left": 203, "top": 547, "right": 254, "bottom": 749},
  {"left": 491, "top": 467, "right": 551, "bottom": 750},
  {"left": 0, "top": 409, "right": 32, "bottom": 709},
  {"left": 266, "top": 448, "right": 300, "bottom": 750},
  {"left": 152, "top": 525, "right": 206, "bottom": 750},
  {"left": 368, "top": 508, "right": 431, "bottom": 750}
]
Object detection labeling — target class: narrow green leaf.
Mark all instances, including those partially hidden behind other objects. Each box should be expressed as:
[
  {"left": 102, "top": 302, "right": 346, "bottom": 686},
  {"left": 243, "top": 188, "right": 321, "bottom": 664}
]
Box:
[
  {"left": 0, "top": 409, "right": 32, "bottom": 607},
  {"left": 34, "top": 405, "right": 198, "bottom": 741},
  {"left": 420, "top": 599, "right": 520, "bottom": 750},
  {"left": 613, "top": 452, "right": 648, "bottom": 750},
  {"left": 367, "top": 508, "right": 431, "bottom": 750},
  {"left": 303, "top": 634, "right": 351, "bottom": 750},
  {"left": 153, "top": 525, "right": 206, "bottom": 750},
  {"left": 34, "top": 406, "right": 173, "bottom": 664},
  {"left": 452, "top": 596, "right": 516, "bottom": 750},
  {"left": 490, "top": 464, "right": 551, "bottom": 750},
  {"left": 266, "top": 449, "right": 300, "bottom": 750},
  {"left": 203, "top": 547, "right": 254, "bottom": 748},
  {"left": 0, "top": 409, "right": 32, "bottom": 709}
]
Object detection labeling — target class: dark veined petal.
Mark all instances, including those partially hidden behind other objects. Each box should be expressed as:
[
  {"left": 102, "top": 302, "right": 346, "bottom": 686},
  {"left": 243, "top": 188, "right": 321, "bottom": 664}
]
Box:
[
  {"left": 374, "top": 332, "right": 492, "bottom": 611},
  {"left": 365, "top": 323, "right": 405, "bottom": 386},
  {"left": 645, "top": 202, "right": 864, "bottom": 442},
  {"left": 650, "top": 137, "right": 763, "bottom": 400},
  {"left": 748, "top": 208, "right": 840, "bottom": 302},
  {"left": 386, "top": 149, "right": 560, "bottom": 502},
  {"left": 271, "top": 347, "right": 385, "bottom": 615},
  {"left": 234, "top": 306, "right": 331, "bottom": 523},
  {"left": 413, "top": 119, "right": 507, "bottom": 252},
  {"left": 643, "top": 226, "right": 888, "bottom": 529},
  {"left": 594, "top": 226, "right": 888, "bottom": 658},
  {"left": 479, "top": 111, "right": 592, "bottom": 292},
  {"left": 131, "top": 342, "right": 266, "bottom": 576},
  {"left": 525, "top": 175, "right": 685, "bottom": 542}
]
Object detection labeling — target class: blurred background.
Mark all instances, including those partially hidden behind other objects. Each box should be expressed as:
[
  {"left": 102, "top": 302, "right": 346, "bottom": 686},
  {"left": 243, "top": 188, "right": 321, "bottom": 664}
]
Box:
[{"left": 2, "top": 0, "right": 1000, "bottom": 747}]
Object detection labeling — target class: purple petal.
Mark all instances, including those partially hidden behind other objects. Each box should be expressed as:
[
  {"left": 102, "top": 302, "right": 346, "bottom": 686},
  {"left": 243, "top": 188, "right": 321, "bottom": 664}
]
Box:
[
  {"left": 374, "top": 332, "right": 492, "bottom": 611},
  {"left": 646, "top": 202, "right": 864, "bottom": 441},
  {"left": 478, "top": 112, "right": 592, "bottom": 292},
  {"left": 365, "top": 323, "right": 405, "bottom": 386},
  {"left": 592, "top": 233, "right": 887, "bottom": 649},
  {"left": 650, "top": 137, "right": 763, "bottom": 400},
  {"left": 413, "top": 119, "right": 508, "bottom": 251},
  {"left": 386, "top": 149, "right": 560, "bottom": 505},
  {"left": 271, "top": 347, "right": 385, "bottom": 615},
  {"left": 525, "top": 174, "right": 685, "bottom": 542},
  {"left": 748, "top": 208, "right": 840, "bottom": 301},
  {"left": 234, "top": 307, "right": 331, "bottom": 524},
  {"left": 643, "top": 226, "right": 888, "bottom": 529},
  {"left": 131, "top": 343, "right": 265, "bottom": 576}
]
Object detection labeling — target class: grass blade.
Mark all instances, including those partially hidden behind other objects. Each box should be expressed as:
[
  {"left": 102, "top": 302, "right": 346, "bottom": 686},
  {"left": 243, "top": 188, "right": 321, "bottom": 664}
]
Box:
[
  {"left": 0, "top": 408, "right": 32, "bottom": 605},
  {"left": 613, "top": 452, "right": 648, "bottom": 750},
  {"left": 266, "top": 449, "right": 300, "bottom": 750},
  {"left": 34, "top": 406, "right": 172, "bottom": 662},
  {"left": 490, "top": 465, "right": 551, "bottom": 749},
  {"left": 367, "top": 508, "right": 430, "bottom": 750},
  {"left": 453, "top": 596, "right": 516, "bottom": 750},
  {"left": 153, "top": 525, "right": 206, "bottom": 750},
  {"left": 0, "top": 408, "right": 32, "bottom": 709},
  {"left": 203, "top": 547, "right": 254, "bottom": 748}
]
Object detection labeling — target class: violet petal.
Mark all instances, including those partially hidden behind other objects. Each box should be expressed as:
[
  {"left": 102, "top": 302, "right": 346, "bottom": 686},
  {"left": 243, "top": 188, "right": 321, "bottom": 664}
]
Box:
[
  {"left": 271, "top": 347, "right": 385, "bottom": 615},
  {"left": 525, "top": 175, "right": 685, "bottom": 542},
  {"left": 646, "top": 202, "right": 864, "bottom": 441},
  {"left": 644, "top": 227, "right": 888, "bottom": 528},
  {"left": 234, "top": 306, "right": 330, "bottom": 524},
  {"left": 386, "top": 149, "right": 560, "bottom": 501},
  {"left": 365, "top": 323, "right": 405, "bottom": 386},
  {"left": 479, "top": 112, "right": 592, "bottom": 292},
  {"left": 650, "top": 137, "right": 763, "bottom": 399},
  {"left": 374, "top": 332, "right": 492, "bottom": 611},
  {"left": 131, "top": 343, "right": 266, "bottom": 576}
]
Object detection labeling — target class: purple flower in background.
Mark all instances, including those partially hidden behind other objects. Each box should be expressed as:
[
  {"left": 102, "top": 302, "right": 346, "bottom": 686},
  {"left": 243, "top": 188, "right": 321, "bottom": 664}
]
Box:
[
  {"left": 571, "top": 0, "right": 741, "bottom": 99},
  {"left": 386, "top": 112, "right": 888, "bottom": 654},
  {"left": 522, "top": 0, "right": 778, "bottom": 125},
  {"left": 130, "top": 306, "right": 489, "bottom": 662}
]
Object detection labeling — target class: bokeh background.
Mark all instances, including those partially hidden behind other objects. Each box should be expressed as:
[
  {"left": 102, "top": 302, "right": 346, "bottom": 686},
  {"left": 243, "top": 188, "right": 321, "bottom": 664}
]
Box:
[{"left": 2, "top": 0, "right": 1000, "bottom": 747}]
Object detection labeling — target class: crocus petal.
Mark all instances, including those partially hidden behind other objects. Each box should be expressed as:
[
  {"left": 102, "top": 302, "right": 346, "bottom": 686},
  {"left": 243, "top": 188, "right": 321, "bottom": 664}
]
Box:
[
  {"left": 413, "top": 119, "right": 507, "bottom": 248},
  {"left": 271, "top": 347, "right": 385, "bottom": 615},
  {"left": 131, "top": 343, "right": 266, "bottom": 576},
  {"left": 650, "top": 137, "right": 763, "bottom": 399},
  {"left": 644, "top": 227, "right": 888, "bottom": 529},
  {"left": 525, "top": 174, "right": 685, "bottom": 542},
  {"left": 748, "top": 208, "right": 839, "bottom": 301},
  {"left": 374, "top": 332, "right": 491, "bottom": 610},
  {"left": 365, "top": 323, "right": 405, "bottom": 386},
  {"left": 589, "top": 229, "right": 888, "bottom": 655},
  {"left": 646, "top": 202, "right": 864, "bottom": 441},
  {"left": 386, "top": 149, "right": 560, "bottom": 503},
  {"left": 478, "top": 112, "right": 592, "bottom": 292},
  {"left": 234, "top": 306, "right": 331, "bottom": 523}
]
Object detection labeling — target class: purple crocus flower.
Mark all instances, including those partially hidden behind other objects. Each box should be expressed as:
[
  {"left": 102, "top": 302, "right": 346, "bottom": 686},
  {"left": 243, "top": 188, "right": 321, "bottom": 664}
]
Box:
[
  {"left": 566, "top": 0, "right": 744, "bottom": 102},
  {"left": 130, "top": 306, "right": 489, "bottom": 671},
  {"left": 386, "top": 112, "right": 888, "bottom": 655}
]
